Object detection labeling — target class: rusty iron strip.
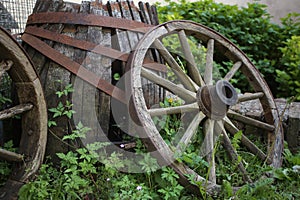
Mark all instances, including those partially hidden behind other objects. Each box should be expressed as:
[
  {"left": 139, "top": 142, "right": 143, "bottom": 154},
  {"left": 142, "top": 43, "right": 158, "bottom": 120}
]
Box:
[
  {"left": 27, "top": 12, "right": 153, "bottom": 33},
  {"left": 21, "top": 33, "right": 126, "bottom": 104},
  {"left": 24, "top": 26, "right": 167, "bottom": 72}
]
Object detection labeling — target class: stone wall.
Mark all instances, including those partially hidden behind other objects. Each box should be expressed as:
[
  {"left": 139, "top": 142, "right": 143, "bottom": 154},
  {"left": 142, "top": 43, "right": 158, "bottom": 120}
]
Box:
[
  {"left": 215, "top": 0, "right": 300, "bottom": 24},
  {"left": 232, "top": 99, "right": 300, "bottom": 153}
]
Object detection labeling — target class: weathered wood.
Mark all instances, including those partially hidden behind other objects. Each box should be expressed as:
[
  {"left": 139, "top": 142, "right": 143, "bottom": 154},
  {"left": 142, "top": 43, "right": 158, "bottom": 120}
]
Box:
[
  {"left": 204, "top": 39, "right": 214, "bottom": 86},
  {"left": 73, "top": 1, "right": 111, "bottom": 143},
  {"left": 141, "top": 67, "right": 196, "bottom": 102},
  {"left": 118, "top": 1, "right": 139, "bottom": 50},
  {"left": 204, "top": 119, "right": 216, "bottom": 183},
  {"left": 138, "top": 2, "right": 151, "bottom": 24},
  {"left": 0, "top": 26, "right": 47, "bottom": 199},
  {"left": 0, "top": 179, "right": 24, "bottom": 200},
  {"left": 107, "top": 1, "right": 135, "bottom": 138},
  {"left": 24, "top": 26, "right": 166, "bottom": 72},
  {"left": 153, "top": 39, "right": 197, "bottom": 92},
  {"left": 238, "top": 92, "right": 264, "bottom": 102},
  {"left": 0, "top": 103, "right": 33, "bottom": 120},
  {"left": 224, "top": 61, "right": 242, "bottom": 81},
  {"left": 178, "top": 30, "right": 204, "bottom": 86},
  {"left": 224, "top": 117, "right": 270, "bottom": 163},
  {"left": 70, "top": 1, "right": 89, "bottom": 146},
  {"left": 149, "top": 102, "right": 199, "bottom": 116},
  {"left": 176, "top": 112, "right": 205, "bottom": 153},
  {"left": 129, "top": 0, "right": 164, "bottom": 108},
  {"left": 0, "top": 148, "right": 23, "bottom": 162},
  {"left": 24, "top": 0, "right": 77, "bottom": 160},
  {"left": 128, "top": 21, "right": 283, "bottom": 195},
  {"left": 227, "top": 110, "right": 275, "bottom": 131},
  {"left": 22, "top": 0, "right": 164, "bottom": 153}
]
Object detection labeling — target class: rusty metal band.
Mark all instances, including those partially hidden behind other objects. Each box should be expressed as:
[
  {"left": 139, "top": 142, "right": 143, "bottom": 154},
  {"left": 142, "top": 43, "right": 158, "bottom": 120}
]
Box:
[
  {"left": 21, "top": 33, "right": 126, "bottom": 104},
  {"left": 24, "top": 26, "right": 166, "bottom": 72},
  {"left": 27, "top": 12, "right": 153, "bottom": 33}
]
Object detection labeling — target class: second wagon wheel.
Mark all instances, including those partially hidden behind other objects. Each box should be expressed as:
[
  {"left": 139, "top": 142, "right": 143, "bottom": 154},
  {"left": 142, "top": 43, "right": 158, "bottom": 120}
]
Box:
[
  {"left": 0, "top": 27, "right": 47, "bottom": 198},
  {"left": 128, "top": 21, "right": 283, "bottom": 195}
]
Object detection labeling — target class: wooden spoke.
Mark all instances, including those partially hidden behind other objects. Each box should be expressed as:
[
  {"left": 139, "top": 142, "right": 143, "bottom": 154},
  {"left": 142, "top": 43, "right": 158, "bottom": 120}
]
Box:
[
  {"left": 178, "top": 30, "right": 205, "bottom": 86},
  {"left": 0, "top": 103, "right": 34, "bottom": 121},
  {"left": 0, "top": 60, "right": 13, "bottom": 78},
  {"left": 153, "top": 39, "right": 197, "bottom": 91},
  {"left": 224, "top": 61, "right": 242, "bottom": 81},
  {"left": 204, "top": 119, "right": 216, "bottom": 183},
  {"left": 0, "top": 148, "right": 23, "bottom": 162},
  {"left": 227, "top": 110, "right": 275, "bottom": 131},
  {"left": 149, "top": 102, "right": 199, "bottom": 117},
  {"left": 216, "top": 121, "right": 252, "bottom": 183},
  {"left": 141, "top": 68, "right": 196, "bottom": 102},
  {"left": 176, "top": 112, "right": 206, "bottom": 153},
  {"left": 238, "top": 92, "right": 264, "bottom": 102},
  {"left": 224, "top": 117, "right": 270, "bottom": 163},
  {"left": 204, "top": 39, "right": 214, "bottom": 85}
]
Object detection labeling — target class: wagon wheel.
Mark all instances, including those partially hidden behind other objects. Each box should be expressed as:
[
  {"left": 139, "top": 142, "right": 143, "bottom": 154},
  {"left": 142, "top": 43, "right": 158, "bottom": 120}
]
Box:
[
  {"left": 128, "top": 21, "right": 283, "bottom": 194},
  {"left": 0, "top": 27, "right": 47, "bottom": 198}
]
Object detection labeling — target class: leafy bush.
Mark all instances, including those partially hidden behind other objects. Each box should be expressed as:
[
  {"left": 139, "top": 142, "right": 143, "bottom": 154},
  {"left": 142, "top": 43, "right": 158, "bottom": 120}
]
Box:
[
  {"left": 17, "top": 82, "right": 300, "bottom": 199},
  {"left": 276, "top": 35, "right": 300, "bottom": 100},
  {"left": 18, "top": 83, "right": 194, "bottom": 200},
  {"left": 18, "top": 125, "right": 192, "bottom": 199},
  {"left": 157, "top": 0, "right": 300, "bottom": 99}
]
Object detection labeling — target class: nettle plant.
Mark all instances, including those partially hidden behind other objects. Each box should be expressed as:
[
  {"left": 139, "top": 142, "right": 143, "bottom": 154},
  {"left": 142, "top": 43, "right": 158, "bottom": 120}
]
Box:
[
  {"left": 15, "top": 81, "right": 300, "bottom": 199},
  {"left": 18, "top": 82, "right": 193, "bottom": 200},
  {"left": 153, "top": 97, "right": 300, "bottom": 200}
]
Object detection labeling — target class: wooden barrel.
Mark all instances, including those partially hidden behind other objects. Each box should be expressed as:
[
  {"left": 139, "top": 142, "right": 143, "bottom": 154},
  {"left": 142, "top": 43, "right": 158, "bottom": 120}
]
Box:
[{"left": 22, "top": 0, "right": 164, "bottom": 160}]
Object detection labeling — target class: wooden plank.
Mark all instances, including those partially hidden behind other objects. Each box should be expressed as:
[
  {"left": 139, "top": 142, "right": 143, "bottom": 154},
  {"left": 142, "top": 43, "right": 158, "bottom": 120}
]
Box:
[
  {"left": 145, "top": 2, "right": 156, "bottom": 25},
  {"left": 138, "top": 2, "right": 151, "bottom": 24},
  {"left": 118, "top": 1, "right": 139, "bottom": 50},
  {"left": 131, "top": 2, "right": 165, "bottom": 105},
  {"left": 85, "top": 0, "right": 111, "bottom": 139},
  {"left": 128, "top": 1, "right": 155, "bottom": 107},
  {"left": 25, "top": 0, "right": 78, "bottom": 162},
  {"left": 70, "top": 1, "right": 89, "bottom": 141},
  {"left": 107, "top": 1, "right": 133, "bottom": 137}
]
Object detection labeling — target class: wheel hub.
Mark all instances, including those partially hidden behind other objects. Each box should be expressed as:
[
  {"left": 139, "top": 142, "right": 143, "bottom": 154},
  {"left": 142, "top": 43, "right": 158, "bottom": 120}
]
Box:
[{"left": 197, "top": 80, "right": 238, "bottom": 120}]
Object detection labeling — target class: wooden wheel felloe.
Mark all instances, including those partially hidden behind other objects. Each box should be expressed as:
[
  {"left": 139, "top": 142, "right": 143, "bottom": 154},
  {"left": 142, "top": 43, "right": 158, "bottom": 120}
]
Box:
[
  {"left": 128, "top": 21, "right": 284, "bottom": 194},
  {"left": 0, "top": 27, "right": 47, "bottom": 198}
]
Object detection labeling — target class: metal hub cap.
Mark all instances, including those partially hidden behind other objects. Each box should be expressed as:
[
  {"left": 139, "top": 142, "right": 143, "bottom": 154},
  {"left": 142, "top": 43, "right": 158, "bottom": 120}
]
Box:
[{"left": 196, "top": 80, "right": 238, "bottom": 120}]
